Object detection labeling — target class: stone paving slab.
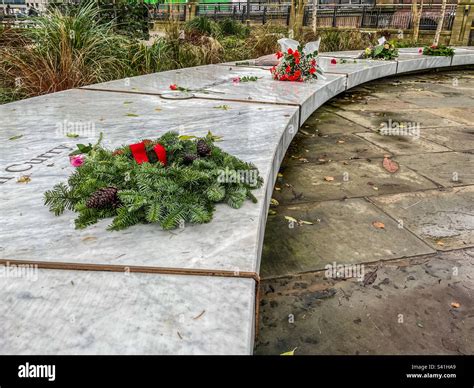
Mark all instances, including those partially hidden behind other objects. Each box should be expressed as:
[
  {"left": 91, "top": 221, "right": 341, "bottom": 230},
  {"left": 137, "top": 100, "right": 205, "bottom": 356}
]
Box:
[
  {"left": 0, "top": 268, "right": 255, "bottom": 354},
  {"left": 83, "top": 64, "right": 347, "bottom": 125},
  {"left": 424, "top": 107, "right": 474, "bottom": 126},
  {"left": 356, "top": 132, "right": 450, "bottom": 155},
  {"left": 420, "top": 126, "right": 474, "bottom": 151},
  {"left": 335, "top": 108, "right": 464, "bottom": 130},
  {"left": 273, "top": 159, "right": 437, "bottom": 204},
  {"left": 0, "top": 88, "right": 299, "bottom": 273},
  {"left": 396, "top": 152, "right": 474, "bottom": 187},
  {"left": 301, "top": 109, "right": 371, "bottom": 135},
  {"left": 260, "top": 198, "right": 434, "bottom": 278},
  {"left": 256, "top": 249, "right": 474, "bottom": 355},
  {"left": 285, "top": 132, "right": 389, "bottom": 162},
  {"left": 371, "top": 186, "right": 474, "bottom": 251}
]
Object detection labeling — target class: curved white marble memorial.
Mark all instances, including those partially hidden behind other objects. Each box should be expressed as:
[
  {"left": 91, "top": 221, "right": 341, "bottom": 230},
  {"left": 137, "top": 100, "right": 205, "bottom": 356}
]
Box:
[{"left": 0, "top": 47, "right": 473, "bottom": 354}]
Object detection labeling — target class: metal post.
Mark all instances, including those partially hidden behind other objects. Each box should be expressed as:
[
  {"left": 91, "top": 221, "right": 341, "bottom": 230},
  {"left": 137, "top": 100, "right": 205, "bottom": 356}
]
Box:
[
  {"left": 332, "top": 5, "right": 337, "bottom": 27},
  {"left": 286, "top": 5, "right": 291, "bottom": 26},
  {"left": 263, "top": 6, "right": 266, "bottom": 24},
  {"left": 361, "top": 5, "right": 365, "bottom": 28},
  {"left": 246, "top": 0, "right": 250, "bottom": 21}
]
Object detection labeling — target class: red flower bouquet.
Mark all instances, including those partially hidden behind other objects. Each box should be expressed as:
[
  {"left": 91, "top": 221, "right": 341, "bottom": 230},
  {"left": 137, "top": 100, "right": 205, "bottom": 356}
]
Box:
[{"left": 271, "top": 39, "right": 323, "bottom": 82}]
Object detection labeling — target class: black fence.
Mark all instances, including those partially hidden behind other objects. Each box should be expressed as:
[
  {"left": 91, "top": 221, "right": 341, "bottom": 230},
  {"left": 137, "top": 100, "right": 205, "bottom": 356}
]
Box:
[{"left": 149, "top": 3, "right": 457, "bottom": 31}]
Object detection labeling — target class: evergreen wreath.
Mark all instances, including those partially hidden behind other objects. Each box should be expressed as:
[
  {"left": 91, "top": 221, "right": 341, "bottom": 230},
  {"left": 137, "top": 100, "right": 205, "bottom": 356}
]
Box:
[{"left": 44, "top": 131, "right": 263, "bottom": 231}]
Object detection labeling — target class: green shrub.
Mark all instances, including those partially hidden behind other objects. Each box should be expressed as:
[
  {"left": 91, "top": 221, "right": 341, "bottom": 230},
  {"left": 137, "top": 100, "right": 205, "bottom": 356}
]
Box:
[{"left": 218, "top": 18, "right": 249, "bottom": 38}]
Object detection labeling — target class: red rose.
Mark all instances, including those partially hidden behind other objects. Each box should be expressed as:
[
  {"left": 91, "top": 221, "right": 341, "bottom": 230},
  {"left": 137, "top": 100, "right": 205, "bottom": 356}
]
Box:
[
  {"left": 287, "top": 48, "right": 293, "bottom": 55},
  {"left": 311, "top": 59, "right": 316, "bottom": 66},
  {"left": 293, "top": 50, "right": 300, "bottom": 58},
  {"left": 285, "top": 65, "right": 291, "bottom": 73},
  {"left": 309, "top": 67, "right": 316, "bottom": 74},
  {"left": 276, "top": 51, "right": 283, "bottom": 59},
  {"left": 295, "top": 58, "right": 300, "bottom": 65},
  {"left": 294, "top": 70, "right": 301, "bottom": 78},
  {"left": 330, "top": 58, "right": 337, "bottom": 65},
  {"left": 170, "top": 84, "right": 178, "bottom": 90}
]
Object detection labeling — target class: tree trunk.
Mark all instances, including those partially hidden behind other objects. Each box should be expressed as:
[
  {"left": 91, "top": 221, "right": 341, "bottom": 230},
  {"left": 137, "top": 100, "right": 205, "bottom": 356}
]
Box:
[
  {"left": 433, "top": 0, "right": 447, "bottom": 46},
  {"left": 412, "top": 0, "right": 424, "bottom": 43},
  {"left": 312, "top": 0, "right": 318, "bottom": 35}
]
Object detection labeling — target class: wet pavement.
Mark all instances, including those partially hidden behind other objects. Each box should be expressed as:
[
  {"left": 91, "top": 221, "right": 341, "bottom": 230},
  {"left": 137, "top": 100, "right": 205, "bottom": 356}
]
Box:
[{"left": 255, "top": 69, "right": 474, "bottom": 355}]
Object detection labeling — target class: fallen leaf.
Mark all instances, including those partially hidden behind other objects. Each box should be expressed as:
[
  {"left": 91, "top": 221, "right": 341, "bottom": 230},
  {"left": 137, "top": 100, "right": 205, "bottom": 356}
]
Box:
[
  {"left": 363, "top": 269, "right": 378, "bottom": 286},
  {"left": 270, "top": 198, "right": 279, "bottom": 207},
  {"left": 126, "top": 113, "right": 139, "bottom": 117},
  {"left": 9, "top": 135, "right": 23, "bottom": 141},
  {"left": 284, "top": 216, "right": 298, "bottom": 223},
  {"left": 417, "top": 322, "right": 424, "bottom": 328},
  {"left": 177, "top": 331, "right": 183, "bottom": 339},
  {"left": 268, "top": 209, "right": 277, "bottom": 215},
  {"left": 280, "top": 347, "right": 297, "bottom": 356},
  {"left": 274, "top": 187, "right": 281, "bottom": 191},
  {"left": 450, "top": 302, "right": 460, "bottom": 308},
  {"left": 193, "top": 310, "right": 206, "bottom": 320},
  {"left": 299, "top": 158, "right": 309, "bottom": 163},
  {"left": 337, "top": 139, "right": 345, "bottom": 144},
  {"left": 214, "top": 104, "right": 230, "bottom": 110},
  {"left": 17, "top": 175, "right": 31, "bottom": 183},
  {"left": 155, "top": 108, "right": 162, "bottom": 112},
  {"left": 372, "top": 221, "right": 385, "bottom": 229},
  {"left": 436, "top": 240, "right": 445, "bottom": 246},
  {"left": 277, "top": 173, "right": 283, "bottom": 178},
  {"left": 66, "top": 133, "right": 79, "bottom": 138},
  {"left": 298, "top": 220, "right": 313, "bottom": 225},
  {"left": 383, "top": 157, "right": 399, "bottom": 173},
  {"left": 82, "top": 236, "right": 97, "bottom": 242},
  {"left": 324, "top": 176, "right": 335, "bottom": 182},
  {"left": 123, "top": 101, "right": 133, "bottom": 105}
]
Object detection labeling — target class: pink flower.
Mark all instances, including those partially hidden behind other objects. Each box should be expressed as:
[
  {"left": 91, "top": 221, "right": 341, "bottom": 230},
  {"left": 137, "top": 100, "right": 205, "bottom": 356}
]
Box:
[
  {"left": 418, "top": 48, "right": 423, "bottom": 54},
  {"left": 232, "top": 77, "right": 241, "bottom": 84},
  {"left": 70, "top": 154, "right": 85, "bottom": 168},
  {"left": 330, "top": 58, "right": 337, "bottom": 65},
  {"left": 169, "top": 84, "right": 178, "bottom": 90},
  {"left": 276, "top": 51, "right": 283, "bottom": 59}
]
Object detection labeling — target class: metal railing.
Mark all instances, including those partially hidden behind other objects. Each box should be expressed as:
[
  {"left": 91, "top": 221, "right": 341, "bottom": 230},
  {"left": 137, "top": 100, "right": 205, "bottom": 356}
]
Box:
[{"left": 149, "top": 2, "right": 457, "bottom": 31}]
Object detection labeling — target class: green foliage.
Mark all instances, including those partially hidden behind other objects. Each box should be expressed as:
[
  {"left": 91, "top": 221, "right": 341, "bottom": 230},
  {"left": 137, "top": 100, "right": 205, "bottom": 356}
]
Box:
[
  {"left": 218, "top": 18, "right": 250, "bottom": 38},
  {"left": 185, "top": 16, "right": 220, "bottom": 37},
  {"left": 44, "top": 132, "right": 263, "bottom": 231},
  {"left": 362, "top": 40, "right": 398, "bottom": 60},
  {"left": 422, "top": 45, "right": 455, "bottom": 57}
]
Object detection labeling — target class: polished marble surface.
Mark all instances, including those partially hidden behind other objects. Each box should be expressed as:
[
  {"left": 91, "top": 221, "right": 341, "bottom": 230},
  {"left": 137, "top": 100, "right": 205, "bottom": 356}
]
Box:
[
  {"left": 0, "top": 89, "right": 299, "bottom": 273},
  {"left": 0, "top": 268, "right": 255, "bottom": 354}
]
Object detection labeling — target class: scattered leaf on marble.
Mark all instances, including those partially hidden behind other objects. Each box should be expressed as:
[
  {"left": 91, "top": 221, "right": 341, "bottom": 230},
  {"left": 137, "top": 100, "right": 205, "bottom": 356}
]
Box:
[
  {"left": 155, "top": 107, "right": 162, "bottom": 112},
  {"left": 82, "top": 236, "right": 97, "bottom": 242},
  {"left": 270, "top": 198, "right": 279, "bottom": 207},
  {"left": 193, "top": 310, "right": 206, "bottom": 320},
  {"left": 214, "top": 104, "right": 230, "bottom": 110},
  {"left": 284, "top": 216, "right": 298, "bottom": 223},
  {"left": 451, "top": 302, "right": 460, "bottom": 308},
  {"left": 66, "top": 133, "right": 79, "bottom": 138},
  {"left": 9, "top": 135, "right": 23, "bottom": 141},
  {"left": 280, "top": 347, "right": 297, "bottom": 356},
  {"left": 126, "top": 113, "right": 139, "bottom": 117},
  {"left": 177, "top": 331, "right": 183, "bottom": 339},
  {"left": 17, "top": 175, "right": 31, "bottom": 183},
  {"left": 324, "top": 176, "right": 335, "bottom": 182},
  {"left": 123, "top": 101, "right": 133, "bottom": 105},
  {"left": 372, "top": 221, "right": 385, "bottom": 229},
  {"left": 383, "top": 157, "right": 399, "bottom": 173}
]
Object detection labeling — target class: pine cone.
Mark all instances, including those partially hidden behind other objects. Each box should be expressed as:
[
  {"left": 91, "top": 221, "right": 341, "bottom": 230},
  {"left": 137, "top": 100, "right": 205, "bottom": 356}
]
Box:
[
  {"left": 197, "top": 140, "right": 211, "bottom": 156},
  {"left": 183, "top": 153, "right": 197, "bottom": 165},
  {"left": 86, "top": 187, "right": 121, "bottom": 209}
]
